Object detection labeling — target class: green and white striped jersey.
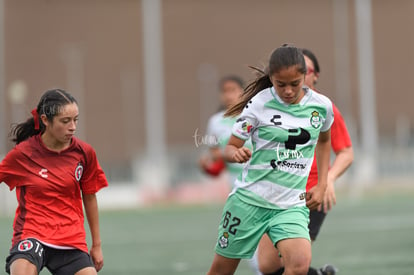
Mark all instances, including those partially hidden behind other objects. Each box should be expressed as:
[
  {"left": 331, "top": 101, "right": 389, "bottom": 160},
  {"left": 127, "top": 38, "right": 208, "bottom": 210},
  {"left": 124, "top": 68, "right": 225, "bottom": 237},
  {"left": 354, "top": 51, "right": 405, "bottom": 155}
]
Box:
[{"left": 231, "top": 86, "right": 334, "bottom": 209}]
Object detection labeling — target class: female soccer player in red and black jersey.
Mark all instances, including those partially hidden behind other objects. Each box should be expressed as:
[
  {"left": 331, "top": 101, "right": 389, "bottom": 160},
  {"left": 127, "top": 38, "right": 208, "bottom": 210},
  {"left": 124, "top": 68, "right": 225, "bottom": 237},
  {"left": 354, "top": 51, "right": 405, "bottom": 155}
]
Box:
[
  {"left": 0, "top": 89, "right": 108, "bottom": 275},
  {"left": 257, "top": 49, "right": 354, "bottom": 275}
]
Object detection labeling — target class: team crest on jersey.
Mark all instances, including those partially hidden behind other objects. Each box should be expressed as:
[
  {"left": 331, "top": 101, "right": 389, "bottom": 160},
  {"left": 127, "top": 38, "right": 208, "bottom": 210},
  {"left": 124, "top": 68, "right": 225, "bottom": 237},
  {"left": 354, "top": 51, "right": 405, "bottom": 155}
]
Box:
[
  {"left": 75, "top": 162, "right": 84, "bottom": 182},
  {"left": 218, "top": 232, "right": 229, "bottom": 248},
  {"left": 18, "top": 240, "right": 33, "bottom": 252},
  {"left": 310, "top": 111, "right": 321, "bottom": 129}
]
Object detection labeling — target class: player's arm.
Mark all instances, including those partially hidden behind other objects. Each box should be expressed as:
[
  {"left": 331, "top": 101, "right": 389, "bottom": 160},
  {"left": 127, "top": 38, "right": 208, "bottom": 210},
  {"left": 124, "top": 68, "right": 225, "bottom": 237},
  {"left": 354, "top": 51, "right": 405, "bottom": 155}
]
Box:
[
  {"left": 199, "top": 147, "right": 223, "bottom": 168},
  {"left": 199, "top": 147, "right": 226, "bottom": 176},
  {"left": 329, "top": 146, "right": 354, "bottom": 182},
  {"left": 83, "top": 193, "right": 104, "bottom": 272},
  {"left": 306, "top": 129, "right": 331, "bottom": 210},
  {"left": 224, "top": 135, "right": 251, "bottom": 163},
  {"left": 322, "top": 146, "right": 354, "bottom": 212}
]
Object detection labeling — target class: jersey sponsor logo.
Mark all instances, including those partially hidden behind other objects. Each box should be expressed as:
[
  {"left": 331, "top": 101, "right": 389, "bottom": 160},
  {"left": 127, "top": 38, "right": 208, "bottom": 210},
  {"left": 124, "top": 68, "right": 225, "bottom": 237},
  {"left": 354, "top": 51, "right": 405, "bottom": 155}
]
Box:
[
  {"left": 285, "top": 128, "right": 311, "bottom": 150},
  {"left": 241, "top": 121, "right": 252, "bottom": 133},
  {"left": 310, "top": 111, "right": 322, "bottom": 129},
  {"left": 270, "top": 159, "right": 306, "bottom": 171},
  {"left": 234, "top": 118, "right": 252, "bottom": 138},
  {"left": 276, "top": 144, "right": 305, "bottom": 160},
  {"left": 271, "top": 143, "right": 307, "bottom": 171},
  {"left": 18, "top": 240, "right": 34, "bottom": 252},
  {"left": 75, "top": 162, "right": 84, "bottom": 181},
  {"left": 38, "top": 168, "right": 48, "bottom": 178}
]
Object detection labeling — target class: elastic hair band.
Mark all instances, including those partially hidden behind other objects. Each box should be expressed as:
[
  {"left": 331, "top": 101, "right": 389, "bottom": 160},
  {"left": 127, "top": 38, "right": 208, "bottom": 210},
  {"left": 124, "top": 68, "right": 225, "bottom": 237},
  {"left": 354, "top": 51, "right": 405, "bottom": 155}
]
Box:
[{"left": 31, "top": 108, "right": 40, "bottom": 130}]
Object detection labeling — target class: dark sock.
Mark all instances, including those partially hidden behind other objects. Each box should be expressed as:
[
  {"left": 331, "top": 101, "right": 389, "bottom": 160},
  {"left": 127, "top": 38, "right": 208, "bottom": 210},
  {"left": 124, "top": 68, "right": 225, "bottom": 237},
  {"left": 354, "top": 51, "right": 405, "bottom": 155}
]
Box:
[
  {"left": 308, "top": 266, "right": 319, "bottom": 275},
  {"left": 265, "top": 266, "right": 319, "bottom": 275},
  {"left": 264, "top": 267, "right": 284, "bottom": 275}
]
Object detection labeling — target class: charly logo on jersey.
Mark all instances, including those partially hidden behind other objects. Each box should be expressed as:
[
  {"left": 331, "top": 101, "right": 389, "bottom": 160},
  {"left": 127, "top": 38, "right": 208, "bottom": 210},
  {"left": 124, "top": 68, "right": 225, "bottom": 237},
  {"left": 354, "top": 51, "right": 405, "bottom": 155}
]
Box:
[
  {"left": 218, "top": 232, "right": 229, "bottom": 248},
  {"left": 38, "top": 168, "right": 48, "bottom": 178},
  {"left": 18, "top": 240, "right": 34, "bottom": 252},
  {"left": 75, "top": 162, "right": 84, "bottom": 182},
  {"left": 310, "top": 111, "right": 322, "bottom": 129}
]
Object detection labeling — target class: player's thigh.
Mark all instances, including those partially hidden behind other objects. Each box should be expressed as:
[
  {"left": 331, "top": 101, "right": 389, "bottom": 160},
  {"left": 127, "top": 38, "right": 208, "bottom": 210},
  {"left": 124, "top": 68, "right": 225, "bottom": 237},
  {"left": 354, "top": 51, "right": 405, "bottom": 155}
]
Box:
[
  {"left": 276, "top": 238, "right": 311, "bottom": 274},
  {"left": 75, "top": 267, "right": 97, "bottom": 275},
  {"left": 257, "top": 234, "right": 283, "bottom": 273},
  {"left": 49, "top": 249, "right": 95, "bottom": 275},
  {"left": 6, "top": 238, "right": 45, "bottom": 275},
  {"left": 9, "top": 258, "right": 38, "bottom": 275},
  {"left": 207, "top": 253, "right": 240, "bottom": 275}
]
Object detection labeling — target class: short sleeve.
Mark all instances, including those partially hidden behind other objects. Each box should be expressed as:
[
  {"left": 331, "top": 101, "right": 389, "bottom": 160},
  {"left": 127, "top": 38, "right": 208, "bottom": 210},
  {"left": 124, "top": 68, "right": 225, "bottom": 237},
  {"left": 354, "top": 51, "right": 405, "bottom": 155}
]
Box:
[
  {"left": 331, "top": 104, "right": 352, "bottom": 152},
  {"left": 0, "top": 148, "right": 27, "bottom": 190},
  {"left": 80, "top": 147, "right": 108, "bottom": 194},
  {"left": 231, "top": 100, "right": 259, "bottom": 140},
  {"left": 320, "top": 100, "right": 334, "bottom": 132}
]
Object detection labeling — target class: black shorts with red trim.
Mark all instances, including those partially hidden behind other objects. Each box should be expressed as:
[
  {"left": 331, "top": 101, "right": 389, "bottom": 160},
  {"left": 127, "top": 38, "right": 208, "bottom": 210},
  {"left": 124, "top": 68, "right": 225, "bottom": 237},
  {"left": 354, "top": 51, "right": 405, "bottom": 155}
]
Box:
[{"left": 5, "top": 238, "right": 94, "bottom": 275}]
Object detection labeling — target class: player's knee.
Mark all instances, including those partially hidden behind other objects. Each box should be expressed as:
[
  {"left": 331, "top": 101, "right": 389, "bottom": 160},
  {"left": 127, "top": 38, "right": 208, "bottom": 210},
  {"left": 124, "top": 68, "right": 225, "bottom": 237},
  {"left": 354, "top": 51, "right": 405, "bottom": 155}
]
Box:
[
  {"left": 285, "top": 261, "right": 309, "bottom": 275},
  {"left": 10, "top": 259, "right": 37, "bottom": 275},
  {"left": 284, "top": 256, "right": 310, "bottom": 275},
  {"left": 74, "top": 267, "right": 97, "bottom": 275},
  {"left": 258, "top": 258, "right": 280, "bottom": 274},
  {"left": 207, "top": 263, "right": 236, "bottom": 275},
  {"left": 207, "top": 270, "right": 234, "bottom": 275}
]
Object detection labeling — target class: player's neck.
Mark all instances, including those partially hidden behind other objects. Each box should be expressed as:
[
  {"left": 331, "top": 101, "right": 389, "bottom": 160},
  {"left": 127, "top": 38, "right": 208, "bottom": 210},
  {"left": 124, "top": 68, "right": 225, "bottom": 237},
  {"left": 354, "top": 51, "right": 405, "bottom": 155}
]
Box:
[{"left": 41, "top": 133, "right": 71, "bottom": 152}]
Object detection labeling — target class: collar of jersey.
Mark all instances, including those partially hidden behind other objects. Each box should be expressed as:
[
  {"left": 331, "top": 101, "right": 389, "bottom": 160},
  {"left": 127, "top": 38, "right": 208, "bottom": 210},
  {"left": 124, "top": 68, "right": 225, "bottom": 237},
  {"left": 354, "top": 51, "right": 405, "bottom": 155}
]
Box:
[
  {"left": 36, "top": 134, "right": 76, "bottom": 155},
  {"left": 270, "top": 86, "right": 311, "bottom": 106}
]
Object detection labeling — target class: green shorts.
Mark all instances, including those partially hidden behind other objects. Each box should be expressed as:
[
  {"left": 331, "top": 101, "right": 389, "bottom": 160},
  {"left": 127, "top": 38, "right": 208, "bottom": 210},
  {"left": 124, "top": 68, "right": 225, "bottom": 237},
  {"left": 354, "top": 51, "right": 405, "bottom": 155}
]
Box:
[{"left": 214, "top": 193, "right": 310, "bottom": 259}]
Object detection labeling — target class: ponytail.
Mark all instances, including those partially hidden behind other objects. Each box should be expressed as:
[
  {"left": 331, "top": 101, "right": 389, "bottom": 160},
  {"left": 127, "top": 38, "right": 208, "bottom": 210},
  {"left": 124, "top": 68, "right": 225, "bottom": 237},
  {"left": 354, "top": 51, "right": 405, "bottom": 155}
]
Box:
[
  {"left": 225, "top": 66, "right": 272, "bottom": 117},
  {"left": 10, "top": 116, "right": 42, "bottom": 145},
  {"left": 9, "top": 88, "right": 77, "bottom": 145}
]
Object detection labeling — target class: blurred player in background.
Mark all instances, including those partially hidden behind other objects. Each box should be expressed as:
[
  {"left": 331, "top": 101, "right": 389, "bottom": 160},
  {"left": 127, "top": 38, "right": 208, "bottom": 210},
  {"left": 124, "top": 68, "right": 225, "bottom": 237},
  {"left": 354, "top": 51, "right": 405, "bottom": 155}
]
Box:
[
  {"left": 257, "top": 49, "right": 354, "bottom": 275},
  {"left": 199, "top": 75, "right": 250, "bottom": 183},
  {"left": 0, "top": 89, "right": 108, "bottom": 275},
  {"left": 206, "top": 44, "right": 334, "bottom": 275},
  {"left": 199, "top": 76, "right": 260, "bottom": 274}
]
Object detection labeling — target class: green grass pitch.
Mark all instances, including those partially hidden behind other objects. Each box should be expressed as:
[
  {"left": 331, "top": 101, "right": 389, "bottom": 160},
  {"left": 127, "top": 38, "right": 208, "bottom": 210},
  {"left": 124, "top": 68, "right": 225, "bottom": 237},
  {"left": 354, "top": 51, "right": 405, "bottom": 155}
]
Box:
[{"left": 1, "top": 190, "right": 413, "bottom": 274}]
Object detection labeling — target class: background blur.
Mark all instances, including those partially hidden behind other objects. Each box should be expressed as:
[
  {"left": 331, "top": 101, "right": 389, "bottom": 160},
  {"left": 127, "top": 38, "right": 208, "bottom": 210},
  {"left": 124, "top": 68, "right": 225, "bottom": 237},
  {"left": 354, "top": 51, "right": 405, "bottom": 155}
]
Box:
[{"left": 0, "top": 1, "right": 413, "bottom": 274}]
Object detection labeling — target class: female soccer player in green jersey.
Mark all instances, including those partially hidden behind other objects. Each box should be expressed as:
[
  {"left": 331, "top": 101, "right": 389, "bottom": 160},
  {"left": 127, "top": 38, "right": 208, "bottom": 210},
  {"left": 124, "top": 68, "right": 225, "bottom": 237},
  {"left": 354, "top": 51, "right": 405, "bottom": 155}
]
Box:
[{"left": 206, "top": 44, "right": 333, "bottom": 275}]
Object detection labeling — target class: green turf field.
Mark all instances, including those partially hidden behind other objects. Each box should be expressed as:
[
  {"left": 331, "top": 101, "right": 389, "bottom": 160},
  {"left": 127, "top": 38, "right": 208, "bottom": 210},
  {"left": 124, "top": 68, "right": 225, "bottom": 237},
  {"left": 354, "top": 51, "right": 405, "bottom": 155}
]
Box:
[{"left": 1, "top": 189, "right": 413, "bottom": 274}]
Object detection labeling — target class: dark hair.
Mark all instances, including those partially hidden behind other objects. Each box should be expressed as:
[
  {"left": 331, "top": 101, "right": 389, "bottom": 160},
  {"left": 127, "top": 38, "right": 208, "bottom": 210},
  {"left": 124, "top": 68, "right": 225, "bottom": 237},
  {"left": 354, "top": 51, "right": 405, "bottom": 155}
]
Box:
[
  {"left": 219, "top": 75, "right": 245, "bottom": 90},
  {"left": 302, "top": 48, "right": 320, "bottom": 74},
  {"left": 225, "top": 44, "right": 306, "bottom": 116},
  {"left": 10, "top": 89, "right": 77, "bottom": 144}
]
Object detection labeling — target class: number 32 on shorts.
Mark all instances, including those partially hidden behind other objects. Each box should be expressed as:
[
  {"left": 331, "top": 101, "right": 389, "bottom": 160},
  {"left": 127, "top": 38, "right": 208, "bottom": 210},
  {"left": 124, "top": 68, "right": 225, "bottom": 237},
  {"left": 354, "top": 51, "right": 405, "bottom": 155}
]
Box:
[{"left": 222, "top": 211, "right": 241, "bottom": 235}]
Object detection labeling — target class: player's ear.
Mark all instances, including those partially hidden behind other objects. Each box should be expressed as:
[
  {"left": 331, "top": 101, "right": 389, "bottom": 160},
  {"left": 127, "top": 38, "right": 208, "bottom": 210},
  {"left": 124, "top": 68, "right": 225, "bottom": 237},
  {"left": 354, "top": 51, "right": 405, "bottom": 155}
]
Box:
[{"left": 40, "top": 114, "right": 49, "bottom": 127}]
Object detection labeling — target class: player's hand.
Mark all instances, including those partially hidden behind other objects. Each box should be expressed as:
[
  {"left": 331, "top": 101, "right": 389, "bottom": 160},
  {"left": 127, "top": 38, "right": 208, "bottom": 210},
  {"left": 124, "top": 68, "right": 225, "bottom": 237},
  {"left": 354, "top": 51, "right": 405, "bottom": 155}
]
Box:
[
  {"left": 319, "top": 176, "right": 336, "bottom": 213},
  {"left": 90, "top": 244, "right": 104, "bottom": 272},
  {"left": 306, "top": 185, "right": 325, "bottom": 211},
  {"left": 232, "top": 147, "right": 252, "bottom": 163},
  {"left": 199, "top": 154, "right": 210, "bottom": 170}
]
